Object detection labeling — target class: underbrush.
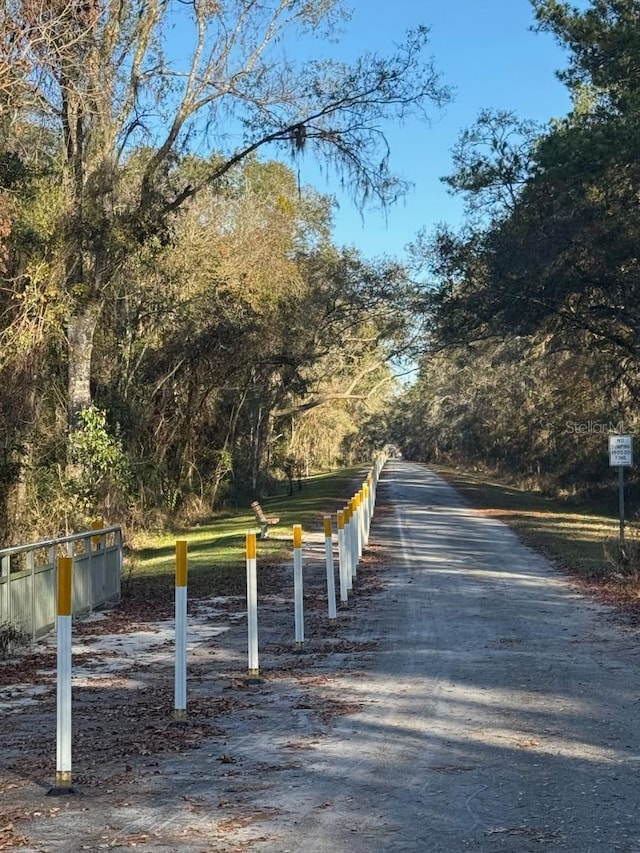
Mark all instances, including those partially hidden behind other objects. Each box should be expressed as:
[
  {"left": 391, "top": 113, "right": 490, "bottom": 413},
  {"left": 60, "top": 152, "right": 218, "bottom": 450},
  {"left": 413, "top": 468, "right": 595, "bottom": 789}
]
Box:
[
  {"left": 0, "top": 622, "right": 28, "bottom": 660},
  {"left": 603, "top": 524, "right": 640, "bottom": 578}
]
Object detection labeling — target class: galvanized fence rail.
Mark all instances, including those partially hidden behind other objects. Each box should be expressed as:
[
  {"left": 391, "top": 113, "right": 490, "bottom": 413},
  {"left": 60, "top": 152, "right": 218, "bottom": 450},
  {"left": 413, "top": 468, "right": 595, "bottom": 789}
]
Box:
[{"left": 0, "top": 526, "right": 123, "bottom": 642}]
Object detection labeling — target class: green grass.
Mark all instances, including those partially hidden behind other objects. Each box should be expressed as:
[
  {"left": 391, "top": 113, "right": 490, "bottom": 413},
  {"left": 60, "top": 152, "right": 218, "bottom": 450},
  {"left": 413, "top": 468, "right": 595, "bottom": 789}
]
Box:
[
  {"left": 124, "top": 466, "right": 369, "bottom": 603},
  {"left": 436, "top": 466, "right": 627, "bottom": 579}
]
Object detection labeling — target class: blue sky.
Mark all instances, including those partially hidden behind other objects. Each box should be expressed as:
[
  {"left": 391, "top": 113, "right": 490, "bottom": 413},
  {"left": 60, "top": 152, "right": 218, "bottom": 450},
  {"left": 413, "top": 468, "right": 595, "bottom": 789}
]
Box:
[{"left": 294, "top": 0, "right": 581, "bottom": 262}]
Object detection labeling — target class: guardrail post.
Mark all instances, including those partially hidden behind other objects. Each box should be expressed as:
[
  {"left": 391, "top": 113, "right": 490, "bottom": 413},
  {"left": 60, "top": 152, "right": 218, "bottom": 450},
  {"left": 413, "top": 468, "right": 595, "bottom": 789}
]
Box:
[
  {"left": 293, "top": 525, "right": 304, "bottom": 649},
  {"left": 1, "top": 555, "right": 9, "bottom": 636},
  {"left": 246, "top": 532, "right": 260, "bottom": 678},
  {"left": 174, "top": 540, "right": 188, "bottom": 723},
  {"left": 116, "top": 529, "right": 123, "bottom": 601},
  {"left": 49, "top": 556, "right": 74, "bottom": 795},
  {"left": 323, "top": 516, "right": 337, "bottom": 623},
  {"left": 27, "top": 550, "right": 36, "bottom": 643}
]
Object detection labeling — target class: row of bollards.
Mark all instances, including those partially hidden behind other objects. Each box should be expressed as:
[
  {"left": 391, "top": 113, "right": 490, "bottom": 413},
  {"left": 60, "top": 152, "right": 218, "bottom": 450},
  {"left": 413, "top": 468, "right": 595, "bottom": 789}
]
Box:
[
  {"left": 48, "top": 452, "right": 387, "bottom": 794},
  {"left": 248, "top": 451, "right": 386, "bottom": 671}
]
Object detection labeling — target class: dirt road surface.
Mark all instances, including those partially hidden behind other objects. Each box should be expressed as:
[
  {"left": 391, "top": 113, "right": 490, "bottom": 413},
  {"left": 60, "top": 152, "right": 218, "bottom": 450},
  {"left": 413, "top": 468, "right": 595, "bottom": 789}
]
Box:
[{"left": 3, "top": 461, "right": 640, "bottom": 852}]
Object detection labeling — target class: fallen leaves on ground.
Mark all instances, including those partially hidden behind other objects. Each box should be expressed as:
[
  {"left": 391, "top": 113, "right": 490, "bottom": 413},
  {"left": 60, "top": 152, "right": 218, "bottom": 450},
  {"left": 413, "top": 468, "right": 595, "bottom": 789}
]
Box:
[
  {"left": 0, "top": 822, "right": 28, "bottom": 851},
  {"left": 0, "top": 653, "right": 57, "bottom": 688}
]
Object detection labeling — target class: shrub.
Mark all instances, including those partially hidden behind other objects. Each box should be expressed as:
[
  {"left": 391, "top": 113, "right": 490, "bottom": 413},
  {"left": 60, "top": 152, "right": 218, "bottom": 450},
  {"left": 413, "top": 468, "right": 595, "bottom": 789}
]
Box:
[{"left": 0, "top": 621, "right": 28, "bottom": 659}]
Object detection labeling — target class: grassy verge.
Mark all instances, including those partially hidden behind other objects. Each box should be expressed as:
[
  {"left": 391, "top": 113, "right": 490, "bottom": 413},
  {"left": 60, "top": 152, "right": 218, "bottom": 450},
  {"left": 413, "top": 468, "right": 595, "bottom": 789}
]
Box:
[
  {"left": 435, "top": 466, "right": 640, "bottom": 614},
  {"left": 121, "top": 466, "right": 368, "bottom": 615}
]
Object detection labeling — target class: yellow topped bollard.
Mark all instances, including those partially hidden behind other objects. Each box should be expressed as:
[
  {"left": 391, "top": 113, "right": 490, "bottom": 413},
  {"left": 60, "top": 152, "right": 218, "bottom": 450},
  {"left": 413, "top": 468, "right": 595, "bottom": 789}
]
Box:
[
  {"left": 350, "top": 496, "right": 359, "bottom": 578},
  {"left": 246, "top": 532, "right": 259, "bottom": 678},
  {"left": 363, "top": 482, "right": 371, "bottom": 546},
  {"left": 293, "top": 524, "right": 304, "bottom": 648},
  {"left": 343, "top": 504, "right": 353, "bottom": 590},
  {"left": 337, "top": 510, "right": 349, "bottom": 605},
  {"left": 50, "top": 557, "right": 74, "bottom": 795},
  {"left": 174, "top": 540, "right": 188, "bottom": 722},
  {"left": 323, "top": 516, "right": 337, "bottom": 622}
]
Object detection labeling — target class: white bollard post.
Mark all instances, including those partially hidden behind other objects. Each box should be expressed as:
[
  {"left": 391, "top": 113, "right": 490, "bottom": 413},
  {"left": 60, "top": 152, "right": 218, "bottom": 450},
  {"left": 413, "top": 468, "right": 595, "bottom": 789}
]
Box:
[
  {"left": 350, "top": 496, "right": 358, "bottom": 579},
  {"left": 174, "top": 540, "right": 188, "bottom": 722},
  {"left": 246, "top": 532, "right": 259, "bottom": 677},
  {"left": 364, "top": 480, "right": 372, "bottom": 545},
  {"left": 354, "top": 492, "right": 361, "bottom": 561},
  {"left": 358, "top": 489, "right": 365, "bottom": 559},
  {"left": 323, "top": 516, "right": 337, "bottom": 622},
  {"left": 51, "top": 556, "right": 73, "bottom": 794},
  {"left": 371, "top": 461, "right": 378, "bottom": 505},
  {"left": 337, "top": 510, "right": 348, "bottom": 607},
  {"left": 344, "top": 504, "right": 353, "bottom": 591},
  {"left": 293, "top": 525, "right": 304, "bottom": 648}
]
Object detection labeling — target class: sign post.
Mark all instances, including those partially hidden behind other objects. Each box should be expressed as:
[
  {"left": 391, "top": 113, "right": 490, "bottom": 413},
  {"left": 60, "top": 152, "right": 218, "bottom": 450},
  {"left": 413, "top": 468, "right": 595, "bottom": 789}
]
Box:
[{"left": 609, "top": 435, "right": 633, "bottom": 547}]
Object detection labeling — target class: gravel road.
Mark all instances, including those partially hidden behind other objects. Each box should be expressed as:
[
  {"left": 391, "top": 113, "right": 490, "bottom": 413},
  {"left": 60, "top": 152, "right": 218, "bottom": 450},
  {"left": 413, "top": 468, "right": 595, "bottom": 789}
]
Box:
[{"left": 3, "top": 461, "right": 640, "bottom": 852}]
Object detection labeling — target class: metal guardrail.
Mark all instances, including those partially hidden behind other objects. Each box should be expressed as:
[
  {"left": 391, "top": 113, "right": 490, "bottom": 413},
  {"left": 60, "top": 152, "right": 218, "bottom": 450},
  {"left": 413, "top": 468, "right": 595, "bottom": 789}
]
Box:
[{"left": 0, "top": 526, "right": 123, "bottom": 642}]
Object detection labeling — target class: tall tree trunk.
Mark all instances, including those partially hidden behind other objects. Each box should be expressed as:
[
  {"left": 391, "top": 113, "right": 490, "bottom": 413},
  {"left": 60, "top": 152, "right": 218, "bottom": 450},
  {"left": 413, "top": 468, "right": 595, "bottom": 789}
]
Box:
[
  {"left": 67, "top": 300, "right": 102, "bottom": 429},
  {"left": 251, "top": 404, "right": 264, "bottom": 492}
]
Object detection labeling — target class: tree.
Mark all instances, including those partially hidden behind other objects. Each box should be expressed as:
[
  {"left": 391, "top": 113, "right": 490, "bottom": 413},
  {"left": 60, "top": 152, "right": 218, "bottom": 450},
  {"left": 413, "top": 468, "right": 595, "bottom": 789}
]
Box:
[
  {"left": 91, "top": 155, "right": 320, "bottom": 506},
  {"left": 465, "top": 2, "right": 640, "bottom": 370},
  {"left": 0, "top": 1, "right": 450, "bottom": 447},
  {"left": 394, "top": 335, "right": 632, "bottom": 495},
  {"left": 533, "top": 0, "right": 640, "bottom": 116},
  {"left": 423, "top": 2, "right": 640, "bottom": 372},
  {"left": 441, "top": 109, "right": 542, "bottom": 223},
  {"left": 398, "top": 1, "right": 640, "bottom": 499},
  {"left": 86, "top": 154, "right": 413, "bottom": 511}
]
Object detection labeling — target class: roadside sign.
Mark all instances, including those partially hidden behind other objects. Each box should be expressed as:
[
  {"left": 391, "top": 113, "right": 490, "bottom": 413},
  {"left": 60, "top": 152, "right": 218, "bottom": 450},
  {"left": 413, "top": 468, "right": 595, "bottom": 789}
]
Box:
[{"left": 609, "top": 435, "right": 633, "bottom": 467}]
